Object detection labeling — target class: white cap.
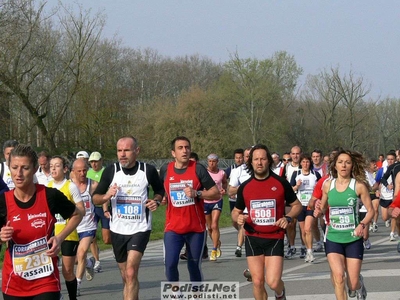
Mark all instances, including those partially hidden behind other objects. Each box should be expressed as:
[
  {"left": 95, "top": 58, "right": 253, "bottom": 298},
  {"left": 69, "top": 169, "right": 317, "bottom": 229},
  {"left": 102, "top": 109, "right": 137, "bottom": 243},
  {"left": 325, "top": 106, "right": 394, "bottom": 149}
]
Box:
[
  {"left": 89, "top": 151, "right": 102, "bottom": 161},
  {"left": 76, "top": 151, "right": 89, "bottom": 159}
]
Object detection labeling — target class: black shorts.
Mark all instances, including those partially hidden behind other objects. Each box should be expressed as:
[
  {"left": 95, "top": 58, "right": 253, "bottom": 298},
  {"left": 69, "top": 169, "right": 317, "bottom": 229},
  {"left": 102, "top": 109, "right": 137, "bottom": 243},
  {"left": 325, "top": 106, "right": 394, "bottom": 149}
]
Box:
[
  {"left": 245, "top": 235, "right": 284, "bottom": 257},
  {"left": 61, "top": 240, "right": 79, "bottom": 257},
  {"left": 380, "top": 199, "right": 393, "bottom": 208},
  {"left": 370, "top": 194, "right": 378, "bottom": 201},
  {"left": 3, "top": 291, "right": 60, "bottom": 300},
  {"left": 325, "top": 238, "right": 363, "bottom": 260},
  {"left": 111, "top": 230, "right": 151, "bottom": 263},
  {"left": 297, "top": 206, "right": 309, "bottom": 222}
]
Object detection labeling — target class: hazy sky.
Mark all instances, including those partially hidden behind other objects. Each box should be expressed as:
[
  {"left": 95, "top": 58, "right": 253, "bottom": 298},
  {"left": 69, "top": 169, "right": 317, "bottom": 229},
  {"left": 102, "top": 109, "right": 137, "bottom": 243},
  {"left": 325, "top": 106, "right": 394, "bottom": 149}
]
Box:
[{"left": 61, "top": 1, "right": 400, "bottom": 99}]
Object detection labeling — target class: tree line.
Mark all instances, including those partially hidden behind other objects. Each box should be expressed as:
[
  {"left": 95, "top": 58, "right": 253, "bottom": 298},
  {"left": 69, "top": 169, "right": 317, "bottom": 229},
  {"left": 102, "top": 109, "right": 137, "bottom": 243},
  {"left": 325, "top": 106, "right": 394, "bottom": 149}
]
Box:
[{"left": 0, "top": 0, "right": 399, "bottom": 161}]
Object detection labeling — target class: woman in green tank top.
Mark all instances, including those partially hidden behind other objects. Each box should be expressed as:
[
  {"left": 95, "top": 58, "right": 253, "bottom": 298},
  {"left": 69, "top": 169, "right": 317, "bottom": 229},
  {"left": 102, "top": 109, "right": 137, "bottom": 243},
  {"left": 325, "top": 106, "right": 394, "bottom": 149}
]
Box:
[{"left": 315, "top": 150, "right": 373, "bottom": 300}]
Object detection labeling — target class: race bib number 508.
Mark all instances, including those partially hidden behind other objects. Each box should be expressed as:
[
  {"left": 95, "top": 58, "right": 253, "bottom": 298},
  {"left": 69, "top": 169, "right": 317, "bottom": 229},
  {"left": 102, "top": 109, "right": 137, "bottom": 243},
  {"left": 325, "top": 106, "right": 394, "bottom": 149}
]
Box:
[{"left": 249, "top": 199, "right": 276, "bottom": 226}]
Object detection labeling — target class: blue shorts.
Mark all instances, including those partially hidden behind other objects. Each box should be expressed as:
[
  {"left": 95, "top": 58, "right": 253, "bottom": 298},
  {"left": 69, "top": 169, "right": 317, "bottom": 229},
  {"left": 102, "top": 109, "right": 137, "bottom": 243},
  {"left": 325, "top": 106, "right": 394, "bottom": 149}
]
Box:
[
  {"left": 204, "top": 199, "right": 223, "bottom": 215},
  {"left": 297, "top": 206, "right": 309, "bottom": 222},
  {"left": 325, "top": 238, "right": 363, "bottom": 260},
  {"left": 94, "top": 206, "right": 110, "bottom": 229},
  {"left": 78, "top": 230, "right": 96, "bottom": 240}
]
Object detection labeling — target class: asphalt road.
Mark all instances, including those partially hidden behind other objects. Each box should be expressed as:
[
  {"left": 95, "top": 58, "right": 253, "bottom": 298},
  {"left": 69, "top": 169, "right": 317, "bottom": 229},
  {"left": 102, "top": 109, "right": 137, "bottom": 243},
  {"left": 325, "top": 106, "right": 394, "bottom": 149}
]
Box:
[
  {"left": 3, "top": 219, "right": 399, "bottom": 299},
  {"left": 53, "top": 218, "right": 400, "bottom": 300}
]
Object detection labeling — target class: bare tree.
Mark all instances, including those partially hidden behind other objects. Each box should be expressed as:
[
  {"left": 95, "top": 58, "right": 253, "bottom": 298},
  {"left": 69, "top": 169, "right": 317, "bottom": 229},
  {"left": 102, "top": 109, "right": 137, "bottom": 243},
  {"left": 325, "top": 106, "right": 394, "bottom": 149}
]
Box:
[{"left": 0, "top": 0, "right": 105, "bottom": 151}]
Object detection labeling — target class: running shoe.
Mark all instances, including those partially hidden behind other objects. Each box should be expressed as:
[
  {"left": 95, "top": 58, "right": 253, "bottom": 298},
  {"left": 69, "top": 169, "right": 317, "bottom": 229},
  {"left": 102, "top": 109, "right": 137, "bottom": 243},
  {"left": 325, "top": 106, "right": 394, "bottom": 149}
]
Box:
[
  {"left": 76, "top": 284, "right": 81, "bottom": 297},
  {"left": 357, "top": 274, "right": 367, "bottom": 300},
  {"left": 363, "top": 239, "right": 371, "bottom": 250},
  {"left": 216, "top": 240, "right": 222, "bottom": 258},
  {"left": 235, "top": 246, "right": 242, "bottom": 257},
  {"left": 300, "top": 247, "right": 306, "bottom": 259},
  {"left": 285, "top": 247, "right": 296, "bottom": 259},
  {"left": 305, "top": 252, "right": 315, "bottom": 263},
  {"left": 369, "top": 224, "right": 373, "bottom": 232},
  {"left": 372, "top": 222, "right": 378, "bottom": 233},
  {"left": 390, "top": 232, "right": 396, "bottom": 241},
  {"left": 210, "top": 250, "right": 217, "bottom": 261},
  {"left": 85, "top": 257, "right": 95, "bottom": 281},
  {"left": 314, "top": 242, "right": 324, "bottom": 252},
  {"left": 243, "top": 268, "right": 252, "bottom": 282},
  {"left": 397, "top": 241, "right": 400, "bottom": 253},
  {"left": 348, "top": 289, "right": 356, "bottom": 298},
  {"left": 94, "top": 261, "right": 102, "bottom": 273},
  {"left": 180, "top": 251, "right": 188, "bottom": 260},
  {"left": 385, "top": 219, "right": 391, "bottom": 227},
  {"left": 275, "top": 287, "right": 286, "bottom": 300}
]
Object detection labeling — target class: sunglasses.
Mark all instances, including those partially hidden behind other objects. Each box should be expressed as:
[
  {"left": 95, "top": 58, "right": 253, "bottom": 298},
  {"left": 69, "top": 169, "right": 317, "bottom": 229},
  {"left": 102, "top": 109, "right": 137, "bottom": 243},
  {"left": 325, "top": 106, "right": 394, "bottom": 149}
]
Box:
[{"left": 282, "top": 159, "right": 291, "bottom": 162}]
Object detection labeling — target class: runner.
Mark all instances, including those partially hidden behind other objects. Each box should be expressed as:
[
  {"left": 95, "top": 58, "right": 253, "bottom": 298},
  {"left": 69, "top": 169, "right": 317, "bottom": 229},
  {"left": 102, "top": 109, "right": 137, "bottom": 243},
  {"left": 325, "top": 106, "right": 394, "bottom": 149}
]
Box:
[
  {"left": 92, "top": 135, "right": 164, "bottom": 300},
  {"left": 160, "top": 136, "right": 219, "bottom": 282},
  {"left": 35, "top": 150, "right": 52, "bottom": 185},
  {"left": 204, "top": 153, "right": 227, "bottom": 261},
  {"left": 290, "top": 153, "right": 321, "bottom": 261},
  {"left": 86, "top": 151, "right": 108, "bottom": 273},
  {"left": 232, "top": 144, "right": 301, "bottom": 300},
  {"left": 228, "top": 147, "right": 252, "bottom": 257},
  {"left": 0, "top": 145, "right": 83, "bottom": 300},
  {"left": 285, "top": 145, "right": 302, "bottom": 259},
  {"left": 314, "top": 150, "right": 373, "bottom": 300},
  {"left": 375, "top": 151, "right": 396, "bottom": 240},
  {"left": 71, "top": 159, "right": 98, "bottom": 296},
  {"left": 0, "top": 140, "right": 19, "bottom": 189},
  {"left": 225, "top": 148, "right": 244, "bottom": 212},
  {"left": 48, "top": 155, "right": 85, "bottom": 300}
]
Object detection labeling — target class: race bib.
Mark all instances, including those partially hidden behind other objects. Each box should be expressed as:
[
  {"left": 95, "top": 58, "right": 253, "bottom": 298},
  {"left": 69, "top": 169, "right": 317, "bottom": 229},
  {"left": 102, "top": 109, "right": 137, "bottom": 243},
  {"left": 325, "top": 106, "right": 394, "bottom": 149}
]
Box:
[
  {"left": 55, "top": 213, "right": 65, "bottom": 224},
  {"left": 299, "top": 190, "right": 312, "bottom": 206},
  {"left": 82, "top": 194, "right": 91, "bottom": 213},
  {"left": 12, "top": 237, "right": 54, "bottom": 281},
  {"left": 329, "top": 206, "right": 355, "bottom": 230},
  {"left": 116, "top": 195, "right": 142, "bottom": 222},
  {"left": 169, "top": 182, "right": 195, "bottom": 207},
  {"left": 249, "top": 199, "right": 276, "bottom": 226}
]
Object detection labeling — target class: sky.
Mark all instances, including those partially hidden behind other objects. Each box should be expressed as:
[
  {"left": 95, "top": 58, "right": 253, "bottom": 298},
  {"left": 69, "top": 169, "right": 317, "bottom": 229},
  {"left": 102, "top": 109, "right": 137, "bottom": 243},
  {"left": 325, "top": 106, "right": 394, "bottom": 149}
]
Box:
[{"left": 60, "top": 1, "right": 400, "bottom": 99}]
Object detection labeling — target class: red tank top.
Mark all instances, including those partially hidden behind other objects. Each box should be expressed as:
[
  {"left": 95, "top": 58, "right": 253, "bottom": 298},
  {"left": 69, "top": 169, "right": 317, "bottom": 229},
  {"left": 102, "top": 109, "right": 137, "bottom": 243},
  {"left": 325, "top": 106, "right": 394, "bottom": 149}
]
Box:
[
  {"left": 2, "top": 185, "right": 59, "bottom": 296},
  {"left": 164, "top": 161, "right": 205, "bottom": 234}
]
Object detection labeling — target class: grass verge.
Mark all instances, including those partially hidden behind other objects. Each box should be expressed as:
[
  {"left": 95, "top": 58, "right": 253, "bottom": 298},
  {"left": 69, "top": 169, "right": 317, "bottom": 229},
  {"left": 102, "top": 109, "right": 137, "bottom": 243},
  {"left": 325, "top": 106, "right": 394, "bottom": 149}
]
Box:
[{"left": 0, "top": 195, "right": 233, "bottom": 266}]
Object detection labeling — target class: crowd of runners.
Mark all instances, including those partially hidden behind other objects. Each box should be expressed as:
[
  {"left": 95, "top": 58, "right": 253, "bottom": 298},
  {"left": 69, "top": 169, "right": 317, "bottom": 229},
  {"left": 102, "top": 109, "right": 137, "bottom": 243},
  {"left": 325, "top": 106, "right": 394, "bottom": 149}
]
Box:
[{"left": 1, "top": 137, "right": 400, "bottom": 300}]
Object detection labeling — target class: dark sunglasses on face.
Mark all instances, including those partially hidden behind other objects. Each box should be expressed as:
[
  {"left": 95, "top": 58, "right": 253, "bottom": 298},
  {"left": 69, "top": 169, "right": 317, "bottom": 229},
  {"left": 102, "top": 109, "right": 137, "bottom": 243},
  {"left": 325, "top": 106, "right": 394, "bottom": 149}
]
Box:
[{"left": 282, "top": 159, "right": 291, "bottom": 162}]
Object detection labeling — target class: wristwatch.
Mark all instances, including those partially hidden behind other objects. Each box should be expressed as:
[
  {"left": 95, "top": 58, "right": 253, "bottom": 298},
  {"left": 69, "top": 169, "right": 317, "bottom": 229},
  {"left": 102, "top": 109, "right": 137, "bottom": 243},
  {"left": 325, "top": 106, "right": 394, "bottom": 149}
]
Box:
[
  {"left": 284, "top": 215, "right": 292, "bottom": 223},
  {"left": 196, "top": 190, "right": 202, "bottom": 198}
]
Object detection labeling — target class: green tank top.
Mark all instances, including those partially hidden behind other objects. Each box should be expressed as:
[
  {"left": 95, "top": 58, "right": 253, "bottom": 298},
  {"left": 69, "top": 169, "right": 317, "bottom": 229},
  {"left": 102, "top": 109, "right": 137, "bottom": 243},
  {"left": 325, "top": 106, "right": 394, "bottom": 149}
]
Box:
[{"left": 327, "top": 178, "right": 361, "bottom": 243}]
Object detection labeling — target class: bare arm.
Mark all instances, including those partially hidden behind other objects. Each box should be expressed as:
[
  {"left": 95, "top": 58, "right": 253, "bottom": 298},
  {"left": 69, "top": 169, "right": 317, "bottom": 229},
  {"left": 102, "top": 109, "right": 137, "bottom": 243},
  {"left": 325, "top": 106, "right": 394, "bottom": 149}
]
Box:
[
  {"left": 228, "top": 185, "right": 239, "bottom": 199},
  {"left": 92, "top": 183, "right": 119, "bottom": 205},
  {"left": 47, "top": 206, "right": 83, "bottom": 257}
]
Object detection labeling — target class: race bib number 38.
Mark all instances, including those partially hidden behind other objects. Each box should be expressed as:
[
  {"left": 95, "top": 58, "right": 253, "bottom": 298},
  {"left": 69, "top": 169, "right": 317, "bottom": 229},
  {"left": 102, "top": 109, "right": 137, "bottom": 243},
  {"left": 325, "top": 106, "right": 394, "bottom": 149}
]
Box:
[
  {"left": 249, "top": 199, "right": 276, "bottom": 226},
  {"left": 12, "top": 237, "right": 54, "bottom": 280},
  {"left": 329, "top": 206, "right": 355, "bottom": 230}
]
